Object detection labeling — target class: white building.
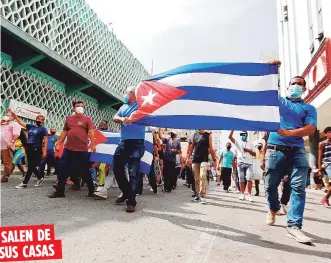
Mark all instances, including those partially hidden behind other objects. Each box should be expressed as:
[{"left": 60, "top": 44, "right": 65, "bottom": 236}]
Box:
[
  {"left": 277, "top": 0, "right": 331, "bottom": 167},
  {"left": 277, "top": 0, "right": 331, "bottom": 133}
]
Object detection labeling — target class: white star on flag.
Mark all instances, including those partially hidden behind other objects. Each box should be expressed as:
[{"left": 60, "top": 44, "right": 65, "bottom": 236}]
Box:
[{"left": 141, "top": 89, "right": 157, "bottom": 106}]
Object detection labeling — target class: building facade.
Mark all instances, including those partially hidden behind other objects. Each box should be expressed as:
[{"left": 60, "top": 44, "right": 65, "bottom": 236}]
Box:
[
  {"left": 277, "top": 0, "right": 331, "bottom": 167},
  {"left": 1, "top": 0, "right": 149, "bottom": 130}
]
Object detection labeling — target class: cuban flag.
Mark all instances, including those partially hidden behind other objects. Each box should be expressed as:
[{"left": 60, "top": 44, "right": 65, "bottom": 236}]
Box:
[
  {"left": 129, "top": 63, "right": 280, "bottom": 131},
  {"left": 89, "top": 131, "right": 154, "bottom": 175}
]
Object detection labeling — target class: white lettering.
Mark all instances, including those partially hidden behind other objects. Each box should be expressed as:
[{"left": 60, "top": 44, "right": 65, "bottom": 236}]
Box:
[
  {"left": 22, "top": 245, "right": 29, "bottom": 258},
  {"left": 0, "top": 246, "right": 18, "bottom": 259},
  {"left": 48, "top": 244, "right": 55, "bottom": 257}
]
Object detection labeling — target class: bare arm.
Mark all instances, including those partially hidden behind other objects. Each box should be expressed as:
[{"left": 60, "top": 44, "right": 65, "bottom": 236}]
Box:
[
  {"left": 229, "top": 130, "right": 235, "bottom": 144},
  {"left": 278, "top": 124, "right": 316, "bottom": 137},
  {"left": 11, "top": 112, "right": 27, "bottom": 129},
  {"left": 88, "top": 129, "right": 96, "bottom": 151},
  {"left": 186, "top": 143, "right": 194, "bottom": 160},
  {"left": 113, "top": 115, "right": 124, "bottom": 123},
  {"left": 153, "top": 132, "right": 161, "bottom": 149},
  {"left": 57, "top": 131, "right": 67, "bottom": 145},
  {"left": 318, "top": 142, "right": 325, "bottom": 171},
  {"left": 158, "top": 127, "right": 164, "bottom": 142},
  {"left": 42, "top": 136, "right": 48, "bottom": 157},
  {"left": 217, "top": 156, "right": 223, "bottom": 168},
  {"left": 208, "top": 134, "right": 217, "bottom": 161}
]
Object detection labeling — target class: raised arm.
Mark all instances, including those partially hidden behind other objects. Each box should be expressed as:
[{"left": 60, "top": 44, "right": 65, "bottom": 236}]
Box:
[
  {"left": 229, "top": 130, "right": 235, "bottom": 144},
  {"left": 158, "top": 127, "right": 164, "bottom": 142},
  {"left": 9, "top": 110, "right": 26, "bottom": 129}
]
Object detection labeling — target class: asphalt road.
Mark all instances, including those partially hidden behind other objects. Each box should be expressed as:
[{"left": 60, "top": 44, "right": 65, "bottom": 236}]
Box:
[{"left": 1, "top": 174, "right": 330, "bottom": 263}]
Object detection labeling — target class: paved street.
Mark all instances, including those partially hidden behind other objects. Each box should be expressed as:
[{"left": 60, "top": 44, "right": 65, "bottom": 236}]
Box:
[{"left": 1, "top": 173, "right": 330, "bottom": 263}]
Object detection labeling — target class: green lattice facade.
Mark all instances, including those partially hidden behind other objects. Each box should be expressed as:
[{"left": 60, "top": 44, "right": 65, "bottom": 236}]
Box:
[{"left": 0, "top": 0, "right": 149, "bottom": 129}]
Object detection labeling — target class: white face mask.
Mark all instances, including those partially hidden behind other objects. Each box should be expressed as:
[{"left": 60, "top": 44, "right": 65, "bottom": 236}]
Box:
[
  {"left": 3, "top": 116, "right": 10, "bottom": 121},
  {"left": 75, "top": 107, "right": 84, "bottom": 114}
]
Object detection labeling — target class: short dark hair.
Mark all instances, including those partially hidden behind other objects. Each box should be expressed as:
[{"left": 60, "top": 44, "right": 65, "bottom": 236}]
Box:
[
  {"left": 73, "top": 100, "right": 84, "bottom": 107},
  {"left": 324, "top": 127, "right": 331, "bottom": 134},
  {"left": 289, "top": 76, "right": 306, "bottom": 87}
]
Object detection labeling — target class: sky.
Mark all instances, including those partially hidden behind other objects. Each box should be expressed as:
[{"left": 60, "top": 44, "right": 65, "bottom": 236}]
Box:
[{"left": 86, "top": 0, "right": 279, "bottom": 75}]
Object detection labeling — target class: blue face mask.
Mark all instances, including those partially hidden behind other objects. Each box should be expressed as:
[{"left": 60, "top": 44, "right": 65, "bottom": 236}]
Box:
[
  {"left": 123, "top": 95, "right": 129, "bottom": 104},
  {"left": 241, "top": 136, "right": 247, "bottom": 141},
  {"left": 288, "top": 84, "right": 303, "bottom": 99}
]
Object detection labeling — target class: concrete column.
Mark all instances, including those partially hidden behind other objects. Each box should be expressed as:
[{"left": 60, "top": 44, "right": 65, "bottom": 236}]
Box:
[{"left": 308, "top": 129, "right": 319, "bottom": 168}]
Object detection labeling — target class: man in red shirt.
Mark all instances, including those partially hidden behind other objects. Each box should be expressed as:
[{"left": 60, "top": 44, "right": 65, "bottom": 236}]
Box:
[{"left": 49, "top": 101, "right": 96, "bottom": 198}]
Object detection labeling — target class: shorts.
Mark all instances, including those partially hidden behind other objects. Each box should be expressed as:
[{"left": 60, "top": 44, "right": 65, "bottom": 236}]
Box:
[
  {"left": 12, "top": 149, "right": 25, "bottom": 165},
  {"left": 238, "top": 163, "right": 253, "bottom": 183}
]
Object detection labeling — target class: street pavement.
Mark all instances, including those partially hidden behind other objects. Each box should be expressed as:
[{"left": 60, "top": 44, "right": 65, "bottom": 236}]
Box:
[{"left": 1, "top": 173, "right": 330, "bottom": 263}]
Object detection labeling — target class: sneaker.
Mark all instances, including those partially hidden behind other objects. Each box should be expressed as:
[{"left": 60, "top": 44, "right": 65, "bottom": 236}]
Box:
[
  {"left": 115, "top": 195, "right": 127, "bottom": 205},
  {"left": 126, "top": 205, "right": 136, "bottom": 213},
  {"left": 191, "top": 196, "right": 200, "bottom": 202},
  {"left": 94, "top": 187, "right": 107, "bottom": 199},
  {"left": 320, "top": 198, "right": 331, "bottom": 208},
  {"left": 199, "top": 197, "right": 207, "bottom": 205},
  {"left": 235, "top": 190, "right": 240, "bottom": 194},
  {"left": 49, "top": 192, "right": 65, "bottom": 198},
  {"left": 149, "top": 187, "right": 154, "bottom": 192},
  {"left": 266, "top": 211, "right": 276, "bottom": 225},
  {"left": 281, "top": 204, "right": 288, "bottom": 214},
  {"left": 239, "top": 194, "right": 245, "bottom": 201},
  {"left": 15, "top": 183, "right": 27, "bottom": 189},
  {"left": 34, "top": 178, "right": 45, "bottom": 187},
  {"left": 1, "top": 176, "right": 9, "bottom": 182},
  {"left": 95, "top": 186, "right": 104, "bottom": 192},
  {"left": 286, "top": 227, "right": 312, "bottom": 244},
  {"left": 20, "top": 175, "right": 26, "bottom": 180},
  {"left": 245, "top": 195, "right": 253, "bottom": 202}
]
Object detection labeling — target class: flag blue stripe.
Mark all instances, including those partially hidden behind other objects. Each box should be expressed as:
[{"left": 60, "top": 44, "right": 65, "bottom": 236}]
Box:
[
  {"left": 102, "top": 137, "right": 154, "bottom": 151},
  {"left": 135, "top": 115, "right": 280, "bottom": 131},
  {"left": 176, "top": 86, "right": 279, "bottom": 106},
  {"left": 148, "top": 63, "right": 278, "bottom": 81}
]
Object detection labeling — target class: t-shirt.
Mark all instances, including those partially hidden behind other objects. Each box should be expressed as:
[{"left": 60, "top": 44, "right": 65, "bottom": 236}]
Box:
[
  {"left": 268, "top": 97, "right": 317, "bottom": 148},
  {"left": 47, "top": 134, "right": 59, "bottom": 154},
  {"left": 0, "top": 121, "right": 21, "bottom": 150},
  {"left": 234, "top": 140, "right": 254, "bottom": 165},
  {"left": 220, "top": 150, "right": 234, "bottom": 168},
  {"left": 116, "top": 101, "right": 145, "bottom": 141},
  {"left": 191, "top": 132, "right": 210, "bottom": 163},
  {"left": 163, "top": 138, "right": 181, "bottom": 163},
  {"left": 63, "top": 114, "right": 94, "bottom": 152},
  {"left": 26, "top": 124, "right": 48, "bottom": 148}
]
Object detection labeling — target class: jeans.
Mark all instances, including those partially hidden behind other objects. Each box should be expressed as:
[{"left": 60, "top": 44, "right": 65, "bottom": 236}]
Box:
[
  {"left": 163, "top": 160, "right": 176, "bottom": 192},
  {"left": 221, "top": 167, "right": 232, "bottom": 190},
  {"left": 57, "top": 150, "right": 94, "bottom": 194},
  {"left": 113, "top": 139, "right": 145, "bottom": 206},
  {"left": 39, "top": 153, "right": 55, "bottom": 177},
  {"left": 23, "top": 145, "right": 42, "bottom": 184},
  {"left": 264, "top": 147, "right": 309, "bottom": 229}
]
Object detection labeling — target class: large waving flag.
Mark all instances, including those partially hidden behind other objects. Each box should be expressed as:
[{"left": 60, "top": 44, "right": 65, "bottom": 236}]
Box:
[
  {"left": 89, "top": 131, "right": 153, "bottom": 175},
  {"left": 129, "top": 63, "right": 280, "bottom": 131}
]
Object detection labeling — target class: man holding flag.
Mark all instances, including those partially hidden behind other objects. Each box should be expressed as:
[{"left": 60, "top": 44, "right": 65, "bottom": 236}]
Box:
[{"left": 112, "top": 86, "right": 146, "bottom": 213}]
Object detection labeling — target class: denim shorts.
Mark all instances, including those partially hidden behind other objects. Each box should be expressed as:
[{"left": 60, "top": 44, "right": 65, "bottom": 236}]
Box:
[{"left": 238, "top": 163, "right": 253, "bottom": 182}]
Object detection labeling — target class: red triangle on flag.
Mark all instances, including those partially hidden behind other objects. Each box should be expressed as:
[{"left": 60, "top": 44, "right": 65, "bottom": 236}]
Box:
[{"left": 131, "top": 81, "right": 187, "bottom": 121}]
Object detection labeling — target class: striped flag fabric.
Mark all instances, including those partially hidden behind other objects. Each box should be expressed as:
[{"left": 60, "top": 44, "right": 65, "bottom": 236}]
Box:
[
  {"left": 89, "top": 131, "right": 154, "bottom": 175},
  {"left": 129, "top": 63, "right": 280, "bottom": 131}
]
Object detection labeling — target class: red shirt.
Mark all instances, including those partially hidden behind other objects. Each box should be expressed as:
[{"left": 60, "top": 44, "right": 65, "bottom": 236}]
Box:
[{"left": 63, "top": 114, "right": 94, "bottom": 152}]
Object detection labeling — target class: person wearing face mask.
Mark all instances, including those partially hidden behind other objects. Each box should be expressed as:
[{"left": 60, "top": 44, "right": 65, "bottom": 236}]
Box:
[
  {"left": 229, "top": 130, "right": 256, "bottom": 202},
  {"left": 49, "top": 101, "right": 96, "bottom": 198},
  {"left": 263, "top": 75, "right": 317, "bottom": 244},
  {"left": 112, "top": 86, "right": 146, "bottom": 213},
  {"left": 0, "top": 112, "right": 21, "bottom": 182},
  {"left": 158, "top": 129, "right": 182, "bottom": 193},
  {"left": 38, "top": 127, "right": 59, "bottom": 178},
  {"left": 7, "top": 110, "right": 48, "bottom": 189},
  {"left": 217, "top": 142, "right": 235, "bottom": 192},
  {"left": 186, "top": 130, "right": 217, "bottom": 204},
  {"left": 253, "top": 143, "right": 264, "bottom": 196}
]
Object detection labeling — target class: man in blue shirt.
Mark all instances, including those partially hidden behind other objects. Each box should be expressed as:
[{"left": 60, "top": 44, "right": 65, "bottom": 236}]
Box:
[
  {"left": 113, "top": 86, "right": 145, "bottom": 213},
  {"left": 263, "top": 76, "right": 317, "bottom": 244},
  {"left": 39, "top": 127, "right": 59, "bottom": 177}
]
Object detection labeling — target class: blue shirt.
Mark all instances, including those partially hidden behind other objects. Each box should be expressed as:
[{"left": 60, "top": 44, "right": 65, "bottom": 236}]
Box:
[
  {"left": 47, "top": 134, "right": 59, "bottom": 154},
  {"left": 268, "top": 97, "right": 317, "bottom": 148},
  {"left": 26, "top": 124, "right": 48, "bottom": 148},
  {"left": 220, "top": 150, "right": 234, "bottom": 168},
  {"left": 116, "top": 101, "right": 145, "bottom": 141}
]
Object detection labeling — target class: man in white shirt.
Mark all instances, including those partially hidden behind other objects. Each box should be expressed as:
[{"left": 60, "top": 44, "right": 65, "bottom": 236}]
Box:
[{"left": 229, "top": 130, "right": 256, "bottom": 202}]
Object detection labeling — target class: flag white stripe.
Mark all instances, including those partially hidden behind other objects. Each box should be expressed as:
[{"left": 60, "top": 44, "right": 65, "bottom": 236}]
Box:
[
  {"left": 156, "top": 72, "right": 278, "bottom": 92},
  {"left": 151, "top": 100, "right": 280, "bottom": 123}
]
